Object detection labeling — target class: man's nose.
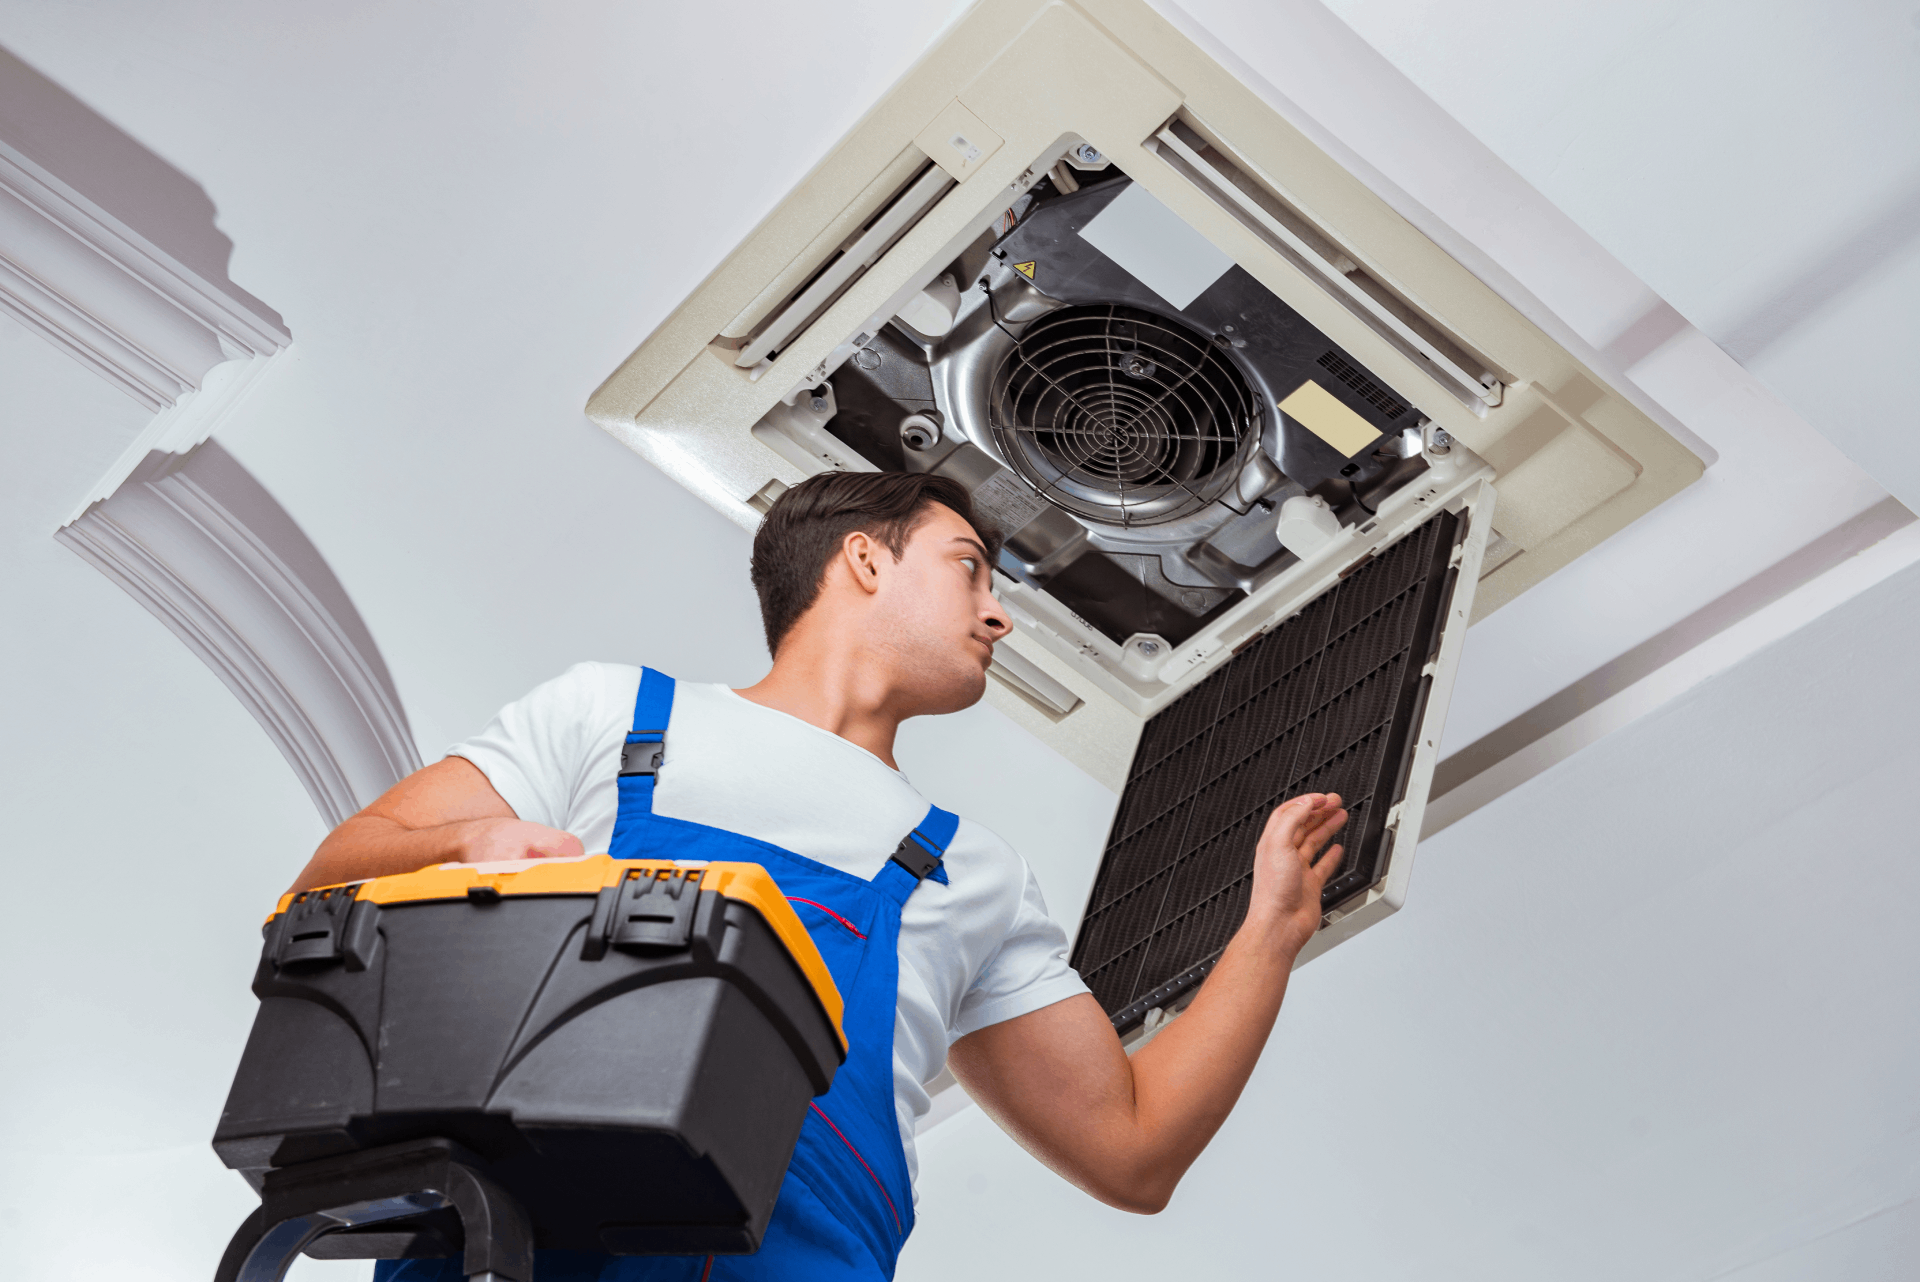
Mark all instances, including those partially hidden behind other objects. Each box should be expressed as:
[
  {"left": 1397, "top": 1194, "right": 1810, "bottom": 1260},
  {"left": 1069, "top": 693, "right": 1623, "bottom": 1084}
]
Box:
[{"left": 981, "top": 594, "right": 1012, "bottom": 638}]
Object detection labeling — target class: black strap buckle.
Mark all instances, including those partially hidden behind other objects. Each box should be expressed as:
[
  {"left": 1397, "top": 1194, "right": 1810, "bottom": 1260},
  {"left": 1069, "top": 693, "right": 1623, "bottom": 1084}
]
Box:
[
  {"left": 890, "top": 833, "right": 942, "bottom": 881},
  {"left": 619, "top": 734, "right": 665, "bottom": 776}
]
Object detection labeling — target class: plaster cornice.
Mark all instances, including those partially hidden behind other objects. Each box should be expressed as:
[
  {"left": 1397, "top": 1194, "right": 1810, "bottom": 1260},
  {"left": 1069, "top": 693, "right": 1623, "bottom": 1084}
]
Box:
[
  {"left": 0, "top": 138, "right": 289, "bottom": 412},
  {"left": 57, "top": 443, "right": 422, "bottom": 829}
]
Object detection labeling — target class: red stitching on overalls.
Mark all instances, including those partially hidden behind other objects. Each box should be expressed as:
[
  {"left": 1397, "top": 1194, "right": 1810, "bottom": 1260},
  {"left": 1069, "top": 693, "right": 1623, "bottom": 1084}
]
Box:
[
  {"left": 809, "top": 1101, "right": 902, "bottom": 1235},
  {"left": 786, "top": 896, "right": 867, "bottom": 939},
  {"left": 701, "top": 1255, "right": 714, "bottom": 1281}
]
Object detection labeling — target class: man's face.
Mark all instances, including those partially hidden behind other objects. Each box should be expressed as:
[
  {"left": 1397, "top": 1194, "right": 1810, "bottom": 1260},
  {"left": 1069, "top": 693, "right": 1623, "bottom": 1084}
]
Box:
[{"left": 871, "top": 503, "right": 1010, "bottom": 715}]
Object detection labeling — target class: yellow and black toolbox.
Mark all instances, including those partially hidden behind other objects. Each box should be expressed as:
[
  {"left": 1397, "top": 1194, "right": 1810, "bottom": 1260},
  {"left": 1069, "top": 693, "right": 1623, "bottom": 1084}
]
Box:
[{"left": 211, "top": 856, "right": 845, "bottom": 1280}]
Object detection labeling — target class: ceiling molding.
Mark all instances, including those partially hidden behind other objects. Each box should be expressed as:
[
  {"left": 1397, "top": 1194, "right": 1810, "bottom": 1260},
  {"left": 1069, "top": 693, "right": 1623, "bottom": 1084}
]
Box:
[
  {"left": 0, "top": 138, "right": 289, "bottom": 412},
  {"left": 1426, "top": 496, "right": 1920, "bottom": 834},
  {"left": 57, "top": 442, "right": 422, "bottom": 828}
]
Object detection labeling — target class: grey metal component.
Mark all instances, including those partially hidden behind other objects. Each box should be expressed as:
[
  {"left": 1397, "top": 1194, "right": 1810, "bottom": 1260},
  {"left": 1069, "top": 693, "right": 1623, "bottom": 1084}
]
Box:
[
  {"left": 816, "top": 166, "right": 1445, "bottom": 649},
  {"left": 899, "top": 412, "right": 942, "bottom": 452},
  {"left": 924, "top": 273, "right": 1276, "bottom": 613},
  {"left": 214, "top": 1139, "right": 533, "bottom": 1282},
  {"left": 985, "top": 303, "right": 1259, "bottom": 528}
]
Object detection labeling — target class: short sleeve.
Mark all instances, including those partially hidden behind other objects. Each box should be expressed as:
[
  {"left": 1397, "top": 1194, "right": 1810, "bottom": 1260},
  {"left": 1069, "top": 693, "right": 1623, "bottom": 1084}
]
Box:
[
  {"left": 446, "top": 662, "right": 625, "bottom": 834},
  {"left": 950, "top": 862, "right": 1091, "bottom": 1038}
]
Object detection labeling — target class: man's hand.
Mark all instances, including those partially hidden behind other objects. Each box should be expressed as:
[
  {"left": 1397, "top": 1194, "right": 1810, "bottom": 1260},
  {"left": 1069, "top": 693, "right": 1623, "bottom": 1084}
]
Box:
[
  {"left": 948, "top": 791, "right": 1348, "bottom": 1215},
  {"left": 1246, "top": 791, "right": 1349, "bottom": 953},
  {"left": 288, "top": 757, "right": 580, "bottom": 891},
  {"left": 454, "top": 818, "right": 584, "bottom": 865}
]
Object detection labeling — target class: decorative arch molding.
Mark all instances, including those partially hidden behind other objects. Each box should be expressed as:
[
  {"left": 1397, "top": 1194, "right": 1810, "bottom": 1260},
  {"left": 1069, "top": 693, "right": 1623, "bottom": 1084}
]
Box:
[
  {"left": 3, "top": 44, "right": 418, "bottom": 826},
  {"left": 57, "top": 442, "right": 422, "bottom": 828}
]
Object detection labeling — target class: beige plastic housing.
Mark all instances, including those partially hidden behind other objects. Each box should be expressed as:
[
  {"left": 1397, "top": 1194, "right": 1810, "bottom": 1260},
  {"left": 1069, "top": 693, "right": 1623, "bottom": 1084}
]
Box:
[{"left": 586, "top": 0, "right": 1703, "bottom": 791}]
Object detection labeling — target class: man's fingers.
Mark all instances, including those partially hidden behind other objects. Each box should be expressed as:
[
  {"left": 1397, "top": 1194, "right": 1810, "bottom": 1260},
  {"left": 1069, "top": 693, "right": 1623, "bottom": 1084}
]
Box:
[
  {"left": 1310, "top": 842, "right": 1346, "bottom": 882},
  {"left": 1261, "top": 794, "right": 1320, "bottom": 849},
  {"left": 1299, "top": 806, "right": 1349, "bottom": 861}
]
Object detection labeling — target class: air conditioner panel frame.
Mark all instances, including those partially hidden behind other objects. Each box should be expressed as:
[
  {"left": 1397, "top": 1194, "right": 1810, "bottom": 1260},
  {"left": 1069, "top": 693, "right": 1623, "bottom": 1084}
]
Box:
[{"left": 585, "top": 0, "right": 1704, "bottom": 791}]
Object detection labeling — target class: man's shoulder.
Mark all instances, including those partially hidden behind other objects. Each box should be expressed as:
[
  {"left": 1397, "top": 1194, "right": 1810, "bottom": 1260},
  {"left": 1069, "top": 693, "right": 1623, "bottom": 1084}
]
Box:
[
  {"left": 940, "top": 814, "right": 1034, "bottom": 896},
  {"left": 517, "top": 660, "right": 640, "bottom": 710},
  {"left": 479, "top": 661, "right": 641, "bottom": 746}
]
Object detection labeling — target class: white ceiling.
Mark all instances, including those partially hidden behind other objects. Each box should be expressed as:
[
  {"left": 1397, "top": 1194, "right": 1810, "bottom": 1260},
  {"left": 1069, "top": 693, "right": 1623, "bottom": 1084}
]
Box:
[
  {"left": 1312, "top": 0, "right": 1920, "bottom": 517},
  {"left": 0, "top": 0, "right": 1914, "bottom": 1278},
  {"left": 909, "top": 560, "right": 1920, "bottom": 1280}
]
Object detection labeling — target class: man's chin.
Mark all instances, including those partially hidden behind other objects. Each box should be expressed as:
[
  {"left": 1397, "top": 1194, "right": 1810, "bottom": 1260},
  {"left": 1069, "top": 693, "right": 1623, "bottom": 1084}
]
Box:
[{"left": 935, "top": 664, "right": 990, "bottom": 715}]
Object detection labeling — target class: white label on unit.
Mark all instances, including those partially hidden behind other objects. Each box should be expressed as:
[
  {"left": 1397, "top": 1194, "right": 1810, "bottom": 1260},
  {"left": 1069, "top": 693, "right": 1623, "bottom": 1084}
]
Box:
[{"left": 1076, "top": 182, "right": 1234, "bottom": 310}]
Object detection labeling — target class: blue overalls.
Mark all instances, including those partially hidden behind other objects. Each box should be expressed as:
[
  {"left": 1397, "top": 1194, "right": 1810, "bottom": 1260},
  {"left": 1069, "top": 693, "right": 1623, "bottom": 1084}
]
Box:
[{"left": 379, "top": 668, "right": 952, "bottom": 1282}]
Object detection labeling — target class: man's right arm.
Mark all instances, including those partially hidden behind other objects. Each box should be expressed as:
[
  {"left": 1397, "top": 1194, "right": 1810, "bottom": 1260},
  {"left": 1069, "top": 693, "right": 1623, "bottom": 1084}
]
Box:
[{"left": 288, "top": 756, "right": 584, "bottom": 892}]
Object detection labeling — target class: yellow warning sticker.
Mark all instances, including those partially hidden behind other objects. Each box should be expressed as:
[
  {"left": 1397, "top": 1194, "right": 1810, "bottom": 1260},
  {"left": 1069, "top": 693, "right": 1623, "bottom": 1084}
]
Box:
[
  {"left": 1278, "top": 380, "right": 1383, "bottom": 457},
  {"left": 1013, "top": 261, "right": 1037, "bottom": 281}
]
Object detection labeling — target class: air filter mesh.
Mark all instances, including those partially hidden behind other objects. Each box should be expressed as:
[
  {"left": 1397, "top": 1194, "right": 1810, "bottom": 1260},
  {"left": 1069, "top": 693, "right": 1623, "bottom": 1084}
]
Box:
[{"left": 1071, "top": 509, "right": 1462, "bottom": 1032}]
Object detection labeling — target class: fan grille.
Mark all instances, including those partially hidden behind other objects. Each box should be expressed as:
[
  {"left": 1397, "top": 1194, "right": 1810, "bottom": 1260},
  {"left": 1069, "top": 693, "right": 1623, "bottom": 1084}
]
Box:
[{"left": 989, "top": 304, "right": 1258, "bottom": 527}]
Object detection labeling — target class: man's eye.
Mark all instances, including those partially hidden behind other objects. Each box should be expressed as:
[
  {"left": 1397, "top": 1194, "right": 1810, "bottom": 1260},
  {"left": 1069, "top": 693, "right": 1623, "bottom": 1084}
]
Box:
[{"left": 960, "top": 557, "right": 979, "bottom": 575}]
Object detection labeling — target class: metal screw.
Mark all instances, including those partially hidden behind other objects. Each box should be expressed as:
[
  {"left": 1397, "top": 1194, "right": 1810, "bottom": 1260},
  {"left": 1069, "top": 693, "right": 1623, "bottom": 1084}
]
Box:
[
  {"left": 1074, "top": 143, "right": 1103, "bottom": 165},
  {"left": 1135, "top": 638, "right": 1161, "bottom": 657},
  {"left": 809, "top": 395, "right": 828, "bottom": 413}
]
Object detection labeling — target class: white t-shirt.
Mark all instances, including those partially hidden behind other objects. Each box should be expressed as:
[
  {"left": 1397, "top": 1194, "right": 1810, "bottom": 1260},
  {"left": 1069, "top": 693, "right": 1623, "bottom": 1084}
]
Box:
[{"left": 449, "top": 661, "right": 1089, "bottom": 1192}]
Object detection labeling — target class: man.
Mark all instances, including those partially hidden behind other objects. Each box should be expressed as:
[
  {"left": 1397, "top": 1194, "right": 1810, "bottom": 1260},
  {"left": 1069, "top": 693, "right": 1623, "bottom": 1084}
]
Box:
[{"left": 297, "top": 470, "right": 1348, "bottom": 1281}]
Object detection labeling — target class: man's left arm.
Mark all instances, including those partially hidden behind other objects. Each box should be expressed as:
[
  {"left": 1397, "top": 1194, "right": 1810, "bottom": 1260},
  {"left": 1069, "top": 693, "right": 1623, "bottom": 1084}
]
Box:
[{"left": 945, "top": 793, "right": 1347, "bottom": 1213}]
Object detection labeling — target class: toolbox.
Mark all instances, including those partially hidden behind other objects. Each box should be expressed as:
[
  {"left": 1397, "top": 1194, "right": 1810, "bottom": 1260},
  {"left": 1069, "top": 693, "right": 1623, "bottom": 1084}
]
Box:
[{"left": 211, "top": 855, "right": 846, "bottom": 1274}]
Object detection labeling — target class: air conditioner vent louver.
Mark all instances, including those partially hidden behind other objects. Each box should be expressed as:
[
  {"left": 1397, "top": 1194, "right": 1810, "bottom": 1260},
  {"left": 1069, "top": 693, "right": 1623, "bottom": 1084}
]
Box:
[
  {"left": 988, "top": 304, "right": 1258, "bottom": 528},
  {"left": 1316, "top": 349, "right": 1412, "bottom": 423},
  {"left": 1070, "top": 510, "right": 1461, "bottom": 1033}
]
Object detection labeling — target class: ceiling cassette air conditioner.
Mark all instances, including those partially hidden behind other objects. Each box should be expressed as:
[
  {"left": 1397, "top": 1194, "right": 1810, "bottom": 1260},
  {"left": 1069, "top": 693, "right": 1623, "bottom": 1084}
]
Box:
[{"left": 587, "top": 0, "right": 1703, "bottom": 1003}]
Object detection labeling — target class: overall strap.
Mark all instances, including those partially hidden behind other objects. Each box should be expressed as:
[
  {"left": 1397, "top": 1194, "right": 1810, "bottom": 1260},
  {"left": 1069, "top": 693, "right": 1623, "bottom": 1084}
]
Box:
[
  {"left": 878, "top": 804, "right": 958, "bottom": 894},
  {"left": 615, "top": 667, "right": 675, "bottom": 820}
]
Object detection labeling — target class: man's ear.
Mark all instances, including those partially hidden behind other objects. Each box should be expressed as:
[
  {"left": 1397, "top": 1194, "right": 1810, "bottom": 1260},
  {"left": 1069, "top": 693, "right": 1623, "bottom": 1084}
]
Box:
[{"left": 842, "top": 530, "right": 884, "bottom": 596}]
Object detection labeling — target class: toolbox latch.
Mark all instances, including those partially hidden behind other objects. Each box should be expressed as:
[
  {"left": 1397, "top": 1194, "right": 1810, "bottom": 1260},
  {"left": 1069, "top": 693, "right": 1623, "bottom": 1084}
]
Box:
[
  {"left": 272, "top": 885, "right": 361, "bottom": 967},
  {"left": 599, "top": 868, "right": 700, "bottom": 954}
]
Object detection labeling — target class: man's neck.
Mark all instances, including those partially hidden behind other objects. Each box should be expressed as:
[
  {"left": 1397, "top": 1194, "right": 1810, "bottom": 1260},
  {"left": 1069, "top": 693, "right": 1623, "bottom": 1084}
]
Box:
[{"left": 734, "top": 636, "right": 906, "bottom": 769}]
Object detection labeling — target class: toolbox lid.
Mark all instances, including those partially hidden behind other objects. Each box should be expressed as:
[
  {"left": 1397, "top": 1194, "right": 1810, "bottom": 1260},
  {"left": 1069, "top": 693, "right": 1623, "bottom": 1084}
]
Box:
[{"left": 271, "top": 855, "right": 846, "bottom": 1050}]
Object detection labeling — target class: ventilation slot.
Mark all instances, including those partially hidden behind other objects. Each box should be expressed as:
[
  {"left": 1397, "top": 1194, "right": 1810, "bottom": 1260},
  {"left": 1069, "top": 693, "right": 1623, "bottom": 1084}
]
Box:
[
  {"left": 1316, "top": 350, "right": 1412, "bottom": 422},
  {"left": 1147, "top": 118, "right": 1504, "bottom": 413},
  {"left": 1070, "top": 509, "right": 1461, "bottom": 1033},
  {"left": 722, "top": 158, "right": 955, "bottom": 371}
]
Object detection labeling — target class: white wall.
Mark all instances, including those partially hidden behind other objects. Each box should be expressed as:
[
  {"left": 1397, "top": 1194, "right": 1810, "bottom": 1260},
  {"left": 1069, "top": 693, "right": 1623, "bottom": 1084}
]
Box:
[{"left": 905, "top": 555, "right": 1920, "bottom": 1281}]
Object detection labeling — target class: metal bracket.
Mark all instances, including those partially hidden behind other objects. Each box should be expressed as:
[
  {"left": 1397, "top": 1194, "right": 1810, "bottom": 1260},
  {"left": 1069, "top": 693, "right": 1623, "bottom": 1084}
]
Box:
[{"left": 212, "top": 1138, "right": 532, "bottom": 1282}]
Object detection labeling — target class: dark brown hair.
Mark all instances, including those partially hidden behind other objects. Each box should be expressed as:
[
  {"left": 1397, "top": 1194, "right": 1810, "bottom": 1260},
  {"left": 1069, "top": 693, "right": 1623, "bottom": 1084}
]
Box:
[{"left": 749, "top": 470, "right": 1001, "bottom": 656}]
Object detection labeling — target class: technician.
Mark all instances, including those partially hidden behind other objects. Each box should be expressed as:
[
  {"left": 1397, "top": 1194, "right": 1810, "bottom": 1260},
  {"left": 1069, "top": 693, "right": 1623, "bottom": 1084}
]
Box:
[{"left": 292, "top": 470, "right": 1349, "bottom": 1282}]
